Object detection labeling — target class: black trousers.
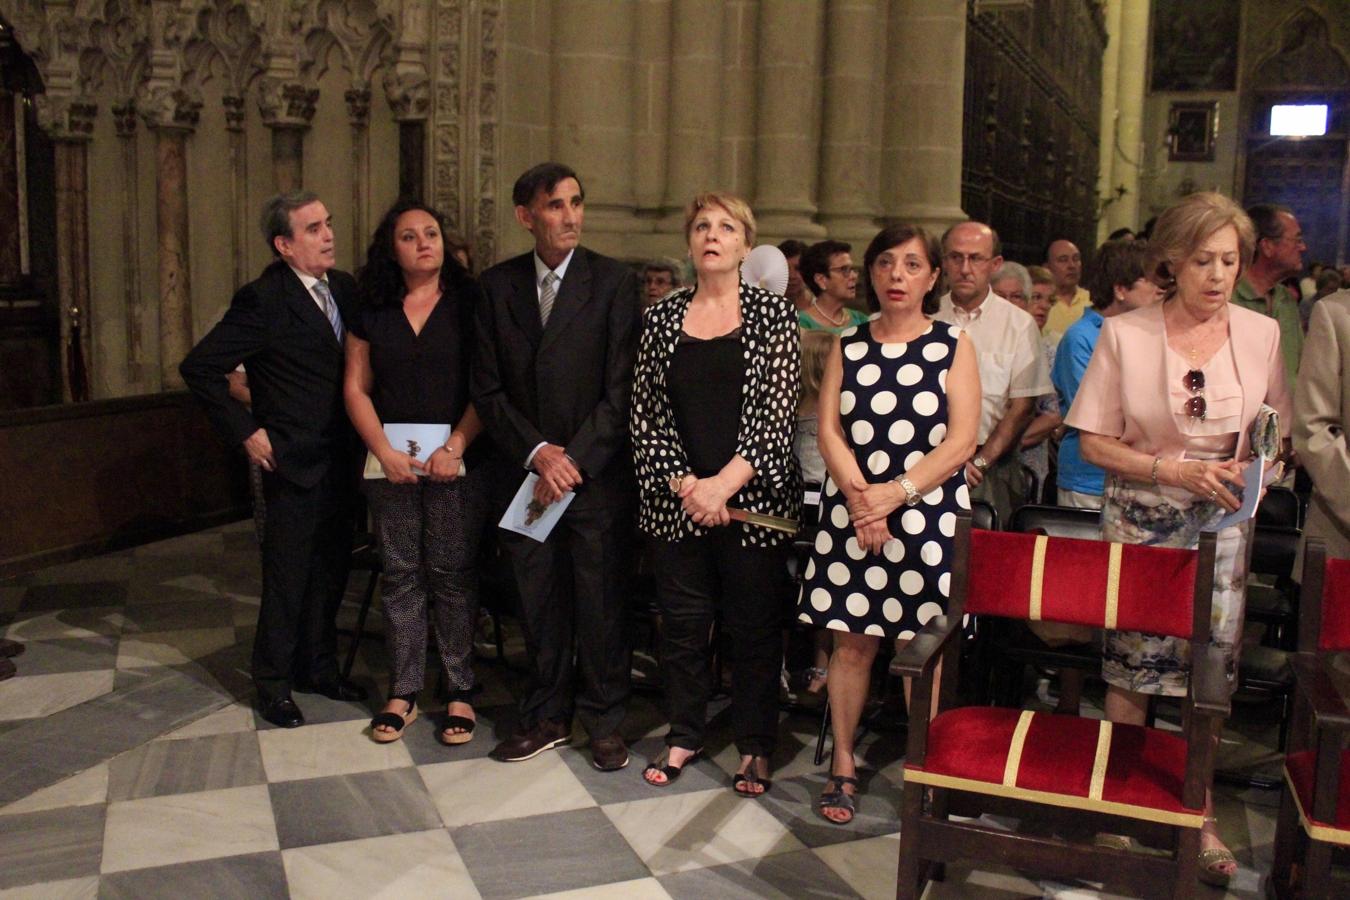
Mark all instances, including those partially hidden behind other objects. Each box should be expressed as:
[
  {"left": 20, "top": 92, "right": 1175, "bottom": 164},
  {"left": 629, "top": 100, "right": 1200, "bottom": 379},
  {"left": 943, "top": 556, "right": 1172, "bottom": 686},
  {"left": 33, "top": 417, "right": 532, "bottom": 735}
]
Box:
[
  {"left": 501, "top": 500, "right": 632, "bottom": 737},
  {"left": 254, "top": 466, "right": 354, "bottom": 703},
  {"left": 651, "top": 528, "right": 788, "bottom": 757}
]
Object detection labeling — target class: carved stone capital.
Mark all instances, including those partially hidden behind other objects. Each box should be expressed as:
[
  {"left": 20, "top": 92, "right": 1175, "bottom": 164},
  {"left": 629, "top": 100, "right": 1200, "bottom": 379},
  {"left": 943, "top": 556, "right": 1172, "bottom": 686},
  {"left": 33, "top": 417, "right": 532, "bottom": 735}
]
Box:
[
  {"left": 35, "top": 94, "right": 98, "bottom": 141},
  {"left": 257, "top": 78, "right": 319, "bottom": 129},
  {"left": 222, "top": 94, "right": 246, "bottom": 132},
  {"left": 345, "top": 88, "right": 372, "bottom": 127},
  {"left": 111, "top": 99, "right": 138, "bottom": 138},
  {"left": 383, "top": 69, "right": 429, "bottom": 121},
  {"left": 138, "top": 85, "right": 203, "bottom": 132}
]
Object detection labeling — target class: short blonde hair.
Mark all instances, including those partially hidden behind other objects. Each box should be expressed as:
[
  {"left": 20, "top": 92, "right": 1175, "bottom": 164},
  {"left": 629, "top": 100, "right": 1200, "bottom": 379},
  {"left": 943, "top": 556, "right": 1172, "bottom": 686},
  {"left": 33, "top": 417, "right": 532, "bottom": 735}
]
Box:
[
  {"left": 1027, "top": 265, "right": 1054, "bottom": 287},
  {"left": 798, "top": 329, "right": 833, "bottom": 410},
  {"left": 684, "top": 192, "right": 757, "bottom": 248},
  {"left": 1147, "top": 192, "right": 1255, "bottom": 295}
]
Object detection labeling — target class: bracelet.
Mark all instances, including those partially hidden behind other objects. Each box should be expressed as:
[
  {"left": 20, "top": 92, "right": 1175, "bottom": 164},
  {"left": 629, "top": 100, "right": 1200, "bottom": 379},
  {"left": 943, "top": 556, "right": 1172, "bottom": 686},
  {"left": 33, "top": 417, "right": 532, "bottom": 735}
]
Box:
[
  {"left": 897, "top": 475, "right": 922, "bottom": 507},
  {"left": 1150, "top": 456, "right": 1160, "bottom": 485}
]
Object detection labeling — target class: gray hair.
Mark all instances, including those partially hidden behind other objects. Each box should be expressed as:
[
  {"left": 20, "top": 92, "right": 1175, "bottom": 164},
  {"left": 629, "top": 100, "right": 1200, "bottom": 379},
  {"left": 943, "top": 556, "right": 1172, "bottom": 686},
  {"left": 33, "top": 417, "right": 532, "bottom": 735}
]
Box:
[
  {"left": 643, "top": 257, "right": 683, "bottom": 285},
  {"left": 991, "top": 260, "right": 1031, "bottom": 299},
  {"left": 260, "top": 190, "right": 322, "bottom": 256}
]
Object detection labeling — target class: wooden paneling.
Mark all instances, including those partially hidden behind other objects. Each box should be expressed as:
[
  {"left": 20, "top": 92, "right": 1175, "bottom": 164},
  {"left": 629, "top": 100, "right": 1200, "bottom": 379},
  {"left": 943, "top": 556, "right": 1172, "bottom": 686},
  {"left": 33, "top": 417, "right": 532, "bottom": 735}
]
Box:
[{"left": 0, "top": 392, "right": 249, "bottom": 575}]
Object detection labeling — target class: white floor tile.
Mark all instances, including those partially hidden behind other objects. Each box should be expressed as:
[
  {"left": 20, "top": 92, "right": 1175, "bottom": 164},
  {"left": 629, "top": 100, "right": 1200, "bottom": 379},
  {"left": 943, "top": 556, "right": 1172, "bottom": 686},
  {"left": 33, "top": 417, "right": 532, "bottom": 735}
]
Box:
[
  {"left": 115, "top": 628, "right": 238, "bottom": 668},
  {"left": 257, "top": 719, "right": 413, "bottom": 782},
  {"left": 418, "top": 753, "right": 595, "bottom": 827},
  {"left": 0, "top": 764, "right": 109, "bottom": 816},
  {"left": 101, "top": 784, "right": 279, "bottom": 873},
  {"left": 0, "top": 875, "right": 100, "bottom": 899},
  {"left": 813, "top": 831, "right": 900, "bottom": 900},
  {"left": 283, "top": 830, "right": 479, "bottom": 900},
  {"left": 526, "top": 877, "right": 672, "bottom": 899},
  {"left": 155, "top": 703, "right": 257, "bottom": 741},
  {"left": 0, "top": 671, "right": 115, "bottom": 722}
]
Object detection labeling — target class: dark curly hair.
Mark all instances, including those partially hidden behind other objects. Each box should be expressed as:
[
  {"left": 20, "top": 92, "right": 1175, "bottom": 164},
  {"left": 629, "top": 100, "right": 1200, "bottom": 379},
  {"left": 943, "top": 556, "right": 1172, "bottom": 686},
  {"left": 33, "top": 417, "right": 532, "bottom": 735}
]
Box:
[{"left": 356, "top": 200, "right": 472, "bottom": 309}]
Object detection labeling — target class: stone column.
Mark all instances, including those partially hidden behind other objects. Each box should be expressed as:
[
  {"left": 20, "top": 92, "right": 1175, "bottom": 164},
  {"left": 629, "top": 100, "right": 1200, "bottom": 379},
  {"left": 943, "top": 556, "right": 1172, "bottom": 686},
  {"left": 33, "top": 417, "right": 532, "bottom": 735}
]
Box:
[
  {"left": 659, "top": 0, "right": 725, "bottom": 232},
  {"left": 1104, "top": 0, "right": 1148, "bottom": 237},
  {"left": 345, "top": 88, "right": 371, "bottom": 262},
  {"left": 1095, "top": 0, "right": 1122, "bottom": 243},
  {"left": 818, "top": 0, "right": 884, "bottom": 242},
  {"left": 36, "top": 95, "right": 96, "bottom": 402},
  {"left": 880, "top": 0, "right": 967, "bottom": 232},
  {"left": 753, "top": 0, "right": 826, "bottom": 239},
  {"left": 632, "top": 0, "right": 673, "bottom": 212},
  {"left": 112, "top": 99, "right": 149, "bottom": 387},
  {"left": 718, "top": 0, "right": 758, "bottom": 198},
  {"left": 549, "top": 0, "right": 638, "bottom": 233},
  {"left": 223, "top": 94, "right": 249, "bottom": 289},
  {"left": 258, "top": 79, "right": 317, "bottom": 193},
  {"left": 140, "top": 88, "right": 202, "bottom": 390}
]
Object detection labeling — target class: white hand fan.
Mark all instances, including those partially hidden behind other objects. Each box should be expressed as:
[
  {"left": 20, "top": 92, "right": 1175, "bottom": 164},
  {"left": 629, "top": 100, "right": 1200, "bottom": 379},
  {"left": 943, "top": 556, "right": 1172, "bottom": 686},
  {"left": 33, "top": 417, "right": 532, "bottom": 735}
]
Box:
[{"left": 741, "top": 245, "right": 789, "bottom": 295}]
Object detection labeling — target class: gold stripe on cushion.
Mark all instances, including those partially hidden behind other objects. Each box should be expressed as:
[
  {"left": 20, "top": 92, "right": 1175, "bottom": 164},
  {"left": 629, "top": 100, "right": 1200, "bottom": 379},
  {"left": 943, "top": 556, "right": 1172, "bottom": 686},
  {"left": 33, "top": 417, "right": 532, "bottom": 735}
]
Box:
[
  {"left": 1089, "top": 720, "right": 1113, "bottom": 801},
  {"left": 904, "top": 769, "right": 1205, "bottom": 828},
  {"left": 1028, "top": 535, "right": 1049, "bottom": 620},
  {"left": 1284, "top": 767, "right": 1350, "bottom": 845},
  {"left": 1104, "top": 543, "right": 1123, "bottom": 629},
  {"left": 1003, "top": 710, "right": 1035, "bottom": 787}
]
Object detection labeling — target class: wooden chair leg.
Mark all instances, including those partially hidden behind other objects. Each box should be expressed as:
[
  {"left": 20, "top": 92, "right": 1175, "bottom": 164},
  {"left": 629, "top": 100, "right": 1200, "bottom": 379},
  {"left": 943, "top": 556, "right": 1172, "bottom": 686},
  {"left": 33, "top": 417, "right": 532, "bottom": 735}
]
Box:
[
  {"left": 896, "top": 782, "right": 927, "bottom": 900},
  {"left": 1269, "top": 784, "right": 1301, "bottom": 899},
  {"left": 1170, "top": 824, "right": 1200, "bottom": 900},
  {"left": 1303, "top": 839, "right": 1335, "bottom": 900},
  {"left": 341, "top": 569, "right": 379, "bottom": 681},
  {"left": 813, "top": 693, "right": 831, "bottom": 766}
]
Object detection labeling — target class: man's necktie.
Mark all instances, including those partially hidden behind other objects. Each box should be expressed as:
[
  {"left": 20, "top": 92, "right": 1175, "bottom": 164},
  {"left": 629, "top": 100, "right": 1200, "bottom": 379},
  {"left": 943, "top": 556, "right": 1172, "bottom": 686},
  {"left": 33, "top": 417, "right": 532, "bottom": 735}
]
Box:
[
  {"left": 539, "top": 271, "right": 557, "bottom": 328},
  {"left": 313, "top": 279, "right": 343, "bottom": 343}
]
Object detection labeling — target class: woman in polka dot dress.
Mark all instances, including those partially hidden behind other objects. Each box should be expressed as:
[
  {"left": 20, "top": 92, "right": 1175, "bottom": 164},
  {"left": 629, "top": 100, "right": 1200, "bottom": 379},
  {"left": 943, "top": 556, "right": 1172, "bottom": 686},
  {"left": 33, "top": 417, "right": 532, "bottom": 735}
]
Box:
[{"left": 797, "top": 223, "right": 981, "bottom": 825}]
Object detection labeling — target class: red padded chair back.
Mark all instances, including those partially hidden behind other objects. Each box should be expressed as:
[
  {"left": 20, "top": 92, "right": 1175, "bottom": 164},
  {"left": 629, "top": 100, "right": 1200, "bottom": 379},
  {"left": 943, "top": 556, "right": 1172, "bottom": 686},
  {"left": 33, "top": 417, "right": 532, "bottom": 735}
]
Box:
[
  {"left": 1318, "top": 556, "right": 1350, "bottom": 652},
  {"left": 966, "top": 529, "right": 1199, "bottom": 639}
]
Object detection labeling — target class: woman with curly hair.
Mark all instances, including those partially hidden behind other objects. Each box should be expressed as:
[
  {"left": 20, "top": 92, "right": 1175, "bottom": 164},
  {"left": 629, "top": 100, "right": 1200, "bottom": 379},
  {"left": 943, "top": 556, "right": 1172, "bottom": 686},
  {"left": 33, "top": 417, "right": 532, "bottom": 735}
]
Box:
[{"left": 345, "top": 200, "right": 487, "bottom": 745}]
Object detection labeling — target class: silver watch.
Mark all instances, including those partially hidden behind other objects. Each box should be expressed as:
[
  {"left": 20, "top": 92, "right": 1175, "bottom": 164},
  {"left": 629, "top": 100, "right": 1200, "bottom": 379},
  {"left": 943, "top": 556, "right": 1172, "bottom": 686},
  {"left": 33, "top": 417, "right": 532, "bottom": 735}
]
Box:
[{"left": 898, "top": 476, "right": 922, "bottom": 507}]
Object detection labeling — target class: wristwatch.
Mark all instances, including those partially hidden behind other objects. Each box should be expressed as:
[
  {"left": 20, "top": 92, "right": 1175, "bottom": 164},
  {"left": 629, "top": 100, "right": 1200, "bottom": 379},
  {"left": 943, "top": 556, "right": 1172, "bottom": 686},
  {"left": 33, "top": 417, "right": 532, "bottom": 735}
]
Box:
[
  {"left": 898, "top": 476, "right": 922, "bottom": 507},
  {"left": 668, "top": 473, "right": 691, "bottom": 494},
  {"left": 972, "top": 455, "right": 989, "bottom": 472}
]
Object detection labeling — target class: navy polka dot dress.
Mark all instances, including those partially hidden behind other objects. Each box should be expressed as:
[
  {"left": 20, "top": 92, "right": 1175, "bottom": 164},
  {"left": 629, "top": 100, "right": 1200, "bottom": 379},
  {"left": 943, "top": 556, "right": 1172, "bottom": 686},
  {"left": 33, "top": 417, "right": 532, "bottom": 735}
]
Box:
[{"left": 798, "top": 321, "right": 970, "bottom": 640}]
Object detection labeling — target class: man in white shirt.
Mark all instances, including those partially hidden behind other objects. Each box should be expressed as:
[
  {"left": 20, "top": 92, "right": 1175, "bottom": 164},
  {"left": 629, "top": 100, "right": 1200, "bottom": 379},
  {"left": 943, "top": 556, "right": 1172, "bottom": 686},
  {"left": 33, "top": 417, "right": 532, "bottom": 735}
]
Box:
[{"left": 934, "top": 221, "right": 1051, "bottom": 525}]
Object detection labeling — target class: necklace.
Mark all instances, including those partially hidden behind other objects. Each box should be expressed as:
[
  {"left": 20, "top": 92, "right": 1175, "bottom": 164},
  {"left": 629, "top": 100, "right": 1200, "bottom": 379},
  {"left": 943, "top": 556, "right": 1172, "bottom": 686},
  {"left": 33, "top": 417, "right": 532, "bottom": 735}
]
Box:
[{"left": 811, "top": 297, "right": 845, "bottom": 326}]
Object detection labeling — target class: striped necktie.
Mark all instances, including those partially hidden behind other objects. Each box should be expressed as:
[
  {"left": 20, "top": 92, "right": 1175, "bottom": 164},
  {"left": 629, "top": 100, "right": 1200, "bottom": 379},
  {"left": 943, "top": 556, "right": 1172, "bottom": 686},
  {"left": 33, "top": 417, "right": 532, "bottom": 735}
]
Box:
[
  {"left": 539, "top": 271, "right": 558, "bottom": 327},
  {"left": 313, "top": 279, "right": 343, "bottom": 343}
]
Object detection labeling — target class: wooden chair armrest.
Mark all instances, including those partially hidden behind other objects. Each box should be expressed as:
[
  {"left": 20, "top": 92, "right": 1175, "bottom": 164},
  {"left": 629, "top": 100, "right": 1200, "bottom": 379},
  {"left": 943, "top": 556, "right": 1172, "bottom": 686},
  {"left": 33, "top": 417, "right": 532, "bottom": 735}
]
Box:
[
  {"left": 891, "top": 615, "right": 960, "bottom": 678},
  {"left": 1292, "top": 652, "right": 1350, "bottom": 731},
  {"left": 1190, "top": 642, "right": 1231, "bottom": 718}
]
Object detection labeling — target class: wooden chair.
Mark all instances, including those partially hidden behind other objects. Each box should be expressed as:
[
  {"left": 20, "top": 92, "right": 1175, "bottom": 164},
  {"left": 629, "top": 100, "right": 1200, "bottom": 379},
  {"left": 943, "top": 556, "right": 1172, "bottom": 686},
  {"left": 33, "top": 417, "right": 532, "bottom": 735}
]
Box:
[
  {"left": 1269, "top": 539, "right": 1350, "bottom": 899},
  {"left": 895, "top": 516, "right": 1225, "bottom": 899}
]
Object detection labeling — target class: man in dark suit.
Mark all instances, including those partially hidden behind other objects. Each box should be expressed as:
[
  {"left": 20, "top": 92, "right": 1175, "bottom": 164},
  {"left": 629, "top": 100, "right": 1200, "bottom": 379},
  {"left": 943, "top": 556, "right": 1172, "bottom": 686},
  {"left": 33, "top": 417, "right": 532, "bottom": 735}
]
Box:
[
  {"left": 181, "top": 191, "right": 366, "bottom": 728},
  {"left": 473, "top": 162, "right": 640, "bottom": 770}
]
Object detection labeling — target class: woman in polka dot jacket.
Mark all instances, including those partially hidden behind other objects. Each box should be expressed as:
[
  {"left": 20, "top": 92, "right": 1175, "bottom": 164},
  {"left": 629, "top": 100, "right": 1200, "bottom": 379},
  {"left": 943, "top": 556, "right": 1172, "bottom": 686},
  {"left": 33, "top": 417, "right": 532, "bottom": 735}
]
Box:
[
  {"left": 631, "top": 192, "right": 801, "bottom": 797},
  {"left": 798, "top": 223, "right": 981, "bottom": 825}
]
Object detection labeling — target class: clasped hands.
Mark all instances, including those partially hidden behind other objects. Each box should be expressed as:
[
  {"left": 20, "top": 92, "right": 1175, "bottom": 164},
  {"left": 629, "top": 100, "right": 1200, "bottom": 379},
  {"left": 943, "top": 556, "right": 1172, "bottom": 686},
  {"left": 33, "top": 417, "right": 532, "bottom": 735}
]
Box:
[
  {"left": 674, "top": 473, "right": 736, "bottom": 527},
  {"left": 1171, "top": 458, "right": 1248, "bottom": 513},
  {"left": 532, "top": 444, "right": 583, "bottom": 504},
  {"left": 846, "top": 477, "right": 905, "bottom": 555}
]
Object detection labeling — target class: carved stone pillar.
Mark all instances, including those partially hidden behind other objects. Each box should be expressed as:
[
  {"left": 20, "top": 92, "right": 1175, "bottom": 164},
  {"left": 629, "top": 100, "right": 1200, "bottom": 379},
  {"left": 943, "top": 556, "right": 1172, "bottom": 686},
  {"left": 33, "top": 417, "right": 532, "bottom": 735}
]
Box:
[
  {"left": 386, "top": 72, "right": 428, "bottom": 202},
  {"left": 753, "top": 0, "right": 826, "bottom": 239},
  {"left": 1096, "top": 0, "right": 1122, "bottom": 244},
  {"left": 550, "top": 0, "right": 638, "bottom": 232},
  {"left": 818, "top": 0, "right": 884, "bottom": 242},
  {"left": 140, "top": 88, "right": 201, "bottom": 390},
  {"left": 659, "top": 0, "right": 726, "bottom": 232},
  {"left": 1104, "top": 0, "right": 1148, "bottom": 237},
  {"left": 345, "top": 88, "right": 371, "bottom": 262},
  {"left": 258, "top": 79, "right": 317, "bottom": 193},
  {"left": 880, "top": 0, "right": 967, "bottom": 232},
  {"left": 36, "top": 95, "right": 96, "bottom": 402},
  {"left": 223, "top": 94, "right": 249, "bottom": 289},
  {"left": 112, "top": 99, "right": 148, "bottom": 387}
]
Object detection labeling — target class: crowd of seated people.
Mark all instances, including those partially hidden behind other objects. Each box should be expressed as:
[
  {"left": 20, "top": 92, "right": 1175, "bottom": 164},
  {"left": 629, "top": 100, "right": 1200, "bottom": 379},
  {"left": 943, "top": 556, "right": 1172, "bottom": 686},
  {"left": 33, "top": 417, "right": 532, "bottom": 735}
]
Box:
[{"left": 181, "top": 161, "right": 1345, "bottom": 891}]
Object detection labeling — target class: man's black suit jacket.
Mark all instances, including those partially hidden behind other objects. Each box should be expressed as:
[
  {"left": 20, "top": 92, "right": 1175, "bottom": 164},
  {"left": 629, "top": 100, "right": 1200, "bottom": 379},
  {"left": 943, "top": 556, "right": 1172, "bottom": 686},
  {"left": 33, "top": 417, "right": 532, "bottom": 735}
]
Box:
[
  {"left": 180, "top": 259, "right": 357, "bottom": 489},
  {"left": 472, "top": 247, "right": 640, "bottom": 507}
]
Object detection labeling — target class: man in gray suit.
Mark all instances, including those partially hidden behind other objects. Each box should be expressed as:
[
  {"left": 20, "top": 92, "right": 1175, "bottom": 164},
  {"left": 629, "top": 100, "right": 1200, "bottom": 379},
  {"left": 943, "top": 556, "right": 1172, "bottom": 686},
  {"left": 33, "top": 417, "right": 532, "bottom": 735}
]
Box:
[{"left": 1295, "top": 287, "right": 1350, "bottom": 562}]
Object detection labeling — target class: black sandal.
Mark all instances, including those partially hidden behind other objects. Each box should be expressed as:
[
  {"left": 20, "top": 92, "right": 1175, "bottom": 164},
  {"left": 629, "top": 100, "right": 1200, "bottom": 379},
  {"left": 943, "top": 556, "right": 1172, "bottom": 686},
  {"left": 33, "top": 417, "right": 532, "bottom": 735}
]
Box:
[
  {"left": 732, "top": 755, "right": 773, "bottom": 797},
  {"left": 370, "top": 696, "right": 417, "bottom": 744},
  {"left": 643, "top": 748, "right": 704, "bottom": 786},
  {"left": 817, "top": 774, "right": 860, "bottom": 824}
]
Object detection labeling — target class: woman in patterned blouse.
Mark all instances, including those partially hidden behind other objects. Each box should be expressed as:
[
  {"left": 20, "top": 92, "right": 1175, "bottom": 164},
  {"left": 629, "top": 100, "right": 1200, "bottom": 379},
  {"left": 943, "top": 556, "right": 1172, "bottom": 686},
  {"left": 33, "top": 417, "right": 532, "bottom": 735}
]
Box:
[{"left": 631, "top": 192, "right": 801, "bottom": 796}]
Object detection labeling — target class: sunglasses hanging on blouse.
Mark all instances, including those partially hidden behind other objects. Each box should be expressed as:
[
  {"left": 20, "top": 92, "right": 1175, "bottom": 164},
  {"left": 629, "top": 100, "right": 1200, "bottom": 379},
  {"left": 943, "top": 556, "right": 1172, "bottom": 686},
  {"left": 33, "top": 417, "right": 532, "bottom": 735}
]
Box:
[{"left": 1183, "top": 369, "right": 1206, "bottom": 421}]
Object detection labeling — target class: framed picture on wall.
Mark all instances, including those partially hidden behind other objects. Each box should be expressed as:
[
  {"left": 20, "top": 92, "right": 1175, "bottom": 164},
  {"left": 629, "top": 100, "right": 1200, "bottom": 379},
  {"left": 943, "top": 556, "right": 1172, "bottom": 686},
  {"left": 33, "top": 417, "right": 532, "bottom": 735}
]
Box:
[{"left": 1168, "top": 102, "right": 1218, "bottom": 162}]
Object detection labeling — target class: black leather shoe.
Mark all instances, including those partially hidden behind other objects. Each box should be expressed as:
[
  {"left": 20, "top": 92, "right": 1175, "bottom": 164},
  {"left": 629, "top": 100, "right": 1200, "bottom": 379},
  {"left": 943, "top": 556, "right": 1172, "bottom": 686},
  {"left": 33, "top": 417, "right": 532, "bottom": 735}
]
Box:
[
  {"left": 259, "top": 697, "right": 305, "bottom": 728},
  {"left": 296, "top": 679, "right": 368, "bottom": 702},
  {"left": 489, "top": 720, "right": 571, "bottom": 762},
  {"left": 590, "top": 734, "right": 630, "bottom": 771}
]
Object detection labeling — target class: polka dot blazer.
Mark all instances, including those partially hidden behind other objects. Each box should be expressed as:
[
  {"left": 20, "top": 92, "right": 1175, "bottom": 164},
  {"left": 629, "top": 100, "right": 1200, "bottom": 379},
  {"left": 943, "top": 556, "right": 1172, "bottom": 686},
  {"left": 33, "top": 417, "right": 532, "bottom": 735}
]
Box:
[{"left": 631, "top": 281, "right": 802, "bottom": 548}]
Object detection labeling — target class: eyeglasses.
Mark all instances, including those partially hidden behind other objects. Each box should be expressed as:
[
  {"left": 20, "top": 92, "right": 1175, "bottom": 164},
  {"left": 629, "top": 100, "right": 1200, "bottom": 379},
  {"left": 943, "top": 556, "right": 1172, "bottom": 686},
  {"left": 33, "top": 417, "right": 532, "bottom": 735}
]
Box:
[
  {"left": 944, "top": 252, "right": 992, "bottom": 268},
  {"left": 1183, "top": 369, "right": 1206, "bottom": 420},
  {"left": 827, "top": 265, "right": 857, "bottom": 277}
]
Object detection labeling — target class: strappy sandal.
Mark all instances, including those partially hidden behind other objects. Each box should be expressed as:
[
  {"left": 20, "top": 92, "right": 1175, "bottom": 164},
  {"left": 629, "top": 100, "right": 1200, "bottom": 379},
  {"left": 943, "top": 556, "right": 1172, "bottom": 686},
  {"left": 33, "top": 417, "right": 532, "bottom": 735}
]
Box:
[
  {"left": 642, "top": 748, "right": 704, "bottom": 786},
  {"left": 732, "top": 755, "right": 773, "bottom": 797},
  {"left": 1198, "top": 818, "right": 1236, "bottom": 887},
  {"left": 438, "top": 701, "right": 476, "bottom": 746},
  {"left": 370, "top": 698, "right": 417, "bottom": 743},
  {"left": 817, "top": 774, "right": 859, "bottom": 824}
]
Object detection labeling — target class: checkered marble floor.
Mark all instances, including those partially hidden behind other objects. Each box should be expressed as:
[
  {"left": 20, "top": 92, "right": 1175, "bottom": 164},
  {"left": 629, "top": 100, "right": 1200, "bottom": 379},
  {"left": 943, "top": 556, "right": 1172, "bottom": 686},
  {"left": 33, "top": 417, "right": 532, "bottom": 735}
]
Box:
[{"left": 0, "top": 521, "right": 1282, "bottom": 898}]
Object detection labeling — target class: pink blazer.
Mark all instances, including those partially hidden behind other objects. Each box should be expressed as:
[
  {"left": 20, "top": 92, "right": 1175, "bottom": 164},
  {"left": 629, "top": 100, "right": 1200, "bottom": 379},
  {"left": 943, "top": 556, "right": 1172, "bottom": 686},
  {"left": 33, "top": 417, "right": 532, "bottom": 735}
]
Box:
[{"left": 1066, "top": 302, "right": 1291, "bottom": 461}]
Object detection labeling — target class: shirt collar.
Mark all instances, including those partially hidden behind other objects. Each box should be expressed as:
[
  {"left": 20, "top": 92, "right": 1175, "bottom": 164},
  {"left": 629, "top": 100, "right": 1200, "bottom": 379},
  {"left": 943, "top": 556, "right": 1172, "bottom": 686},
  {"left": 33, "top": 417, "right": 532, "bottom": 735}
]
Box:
[
  {"left": 287, "top": 264, "right": 327, "bottom": 293},
  {"left": 943, "top": 286, "right": 996, "bottom": 326},
  {"left": 533, "top": 249, "right": 576, "bottom": 288}
]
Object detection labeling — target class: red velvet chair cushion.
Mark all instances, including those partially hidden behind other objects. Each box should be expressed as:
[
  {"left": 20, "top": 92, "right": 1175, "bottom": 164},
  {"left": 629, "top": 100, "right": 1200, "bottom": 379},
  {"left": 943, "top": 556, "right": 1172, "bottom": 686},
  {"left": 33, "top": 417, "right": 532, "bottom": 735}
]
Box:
[
  {"left": 1318, "top": 558, "right": 1350, "bottom": 652},
  {"left": 904, "top": 707, "right": 1204, "bottom": 827},
  {"left": 1284, "top": 749, "right": 1350, "bottom": 844},
  {"left": 967, "top": 529, "right": 1196, "bottom": 637}
]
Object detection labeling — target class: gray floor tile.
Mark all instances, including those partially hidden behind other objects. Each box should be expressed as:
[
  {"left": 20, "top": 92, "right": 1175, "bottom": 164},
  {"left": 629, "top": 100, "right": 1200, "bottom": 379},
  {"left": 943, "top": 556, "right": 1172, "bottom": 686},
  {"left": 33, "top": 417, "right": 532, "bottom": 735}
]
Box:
[
  {"left": 97, "top": 851, "right": 288, "bottom": 900},
  {"left": 107, "top": 731, "right": 266, "bottom": 801},
  {"left": 268, "top": 767, "right": 443, "bottom": 849},
  {"left": 0, "top": 804, "right": 105, "bottom": 889},
  {"left": 20, "top": 582, "right": 129, "bottom": 612},
  {"left": 451, "top": 807, "right": 650, "bottom": 899},
  {"left": 560, "top": 735, "right": 727, "bottom": 805},
  {"left": 13, "top": 636, "right": 120, "bottom": 675},
  {"left": 658, "top": 848, "right": 860, "bottom": 899},
  {"left": 119, "top": 601, "right": 234, "bottom": 633},
  {"left": 400, "top": 702, "right": 511, "bottom": 765},
  {"left": 756, "top": 770, "right": 906, "bottom": 849}
]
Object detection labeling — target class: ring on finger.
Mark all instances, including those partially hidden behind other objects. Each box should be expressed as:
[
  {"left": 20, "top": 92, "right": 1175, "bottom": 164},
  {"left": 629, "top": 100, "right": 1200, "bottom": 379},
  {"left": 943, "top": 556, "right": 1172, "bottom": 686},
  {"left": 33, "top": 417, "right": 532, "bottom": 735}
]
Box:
[{"left": 1207, "top": 488, "right": 1218, "bottom": 501}]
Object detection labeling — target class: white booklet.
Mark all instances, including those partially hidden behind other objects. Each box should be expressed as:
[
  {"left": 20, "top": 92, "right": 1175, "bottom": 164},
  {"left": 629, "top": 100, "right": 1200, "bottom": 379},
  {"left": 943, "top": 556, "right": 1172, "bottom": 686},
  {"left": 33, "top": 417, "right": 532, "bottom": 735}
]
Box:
[
  {"left": 498, "top": 473, "right": 575, "bottom": 542},
  {"left": 1208, "top": 456, "right": 1280, "bottom": 531},
  {"left": 363, "top": 423, "right": 464, "bottom": 479}
]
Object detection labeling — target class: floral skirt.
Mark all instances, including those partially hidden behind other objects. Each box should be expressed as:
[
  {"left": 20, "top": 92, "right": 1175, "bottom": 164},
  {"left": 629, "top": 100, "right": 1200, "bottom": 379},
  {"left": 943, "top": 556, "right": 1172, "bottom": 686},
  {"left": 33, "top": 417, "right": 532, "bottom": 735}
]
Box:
[{"left": 1100, "top": 476, "right": 1248, "bottom": 697}]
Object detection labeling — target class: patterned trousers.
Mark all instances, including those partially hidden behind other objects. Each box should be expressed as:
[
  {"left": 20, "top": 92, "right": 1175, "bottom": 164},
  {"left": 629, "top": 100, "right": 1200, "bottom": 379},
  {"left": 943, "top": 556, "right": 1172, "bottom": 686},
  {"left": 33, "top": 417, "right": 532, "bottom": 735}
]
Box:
[{"left": 366, "top": 471, "right": 486, "bottom": 699}]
